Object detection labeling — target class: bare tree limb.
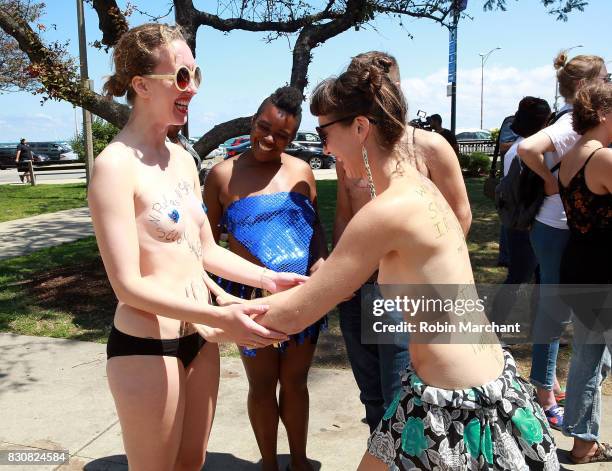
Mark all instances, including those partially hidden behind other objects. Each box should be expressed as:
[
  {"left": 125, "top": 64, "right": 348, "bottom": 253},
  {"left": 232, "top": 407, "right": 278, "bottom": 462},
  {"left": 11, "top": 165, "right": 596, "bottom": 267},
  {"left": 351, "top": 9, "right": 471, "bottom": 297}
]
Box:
[
  {"left": 0, "top": 5, "right": 129, "bottom": 125},
  {"left": 90, "top": 0, "right": 129, "bottom": 49}
]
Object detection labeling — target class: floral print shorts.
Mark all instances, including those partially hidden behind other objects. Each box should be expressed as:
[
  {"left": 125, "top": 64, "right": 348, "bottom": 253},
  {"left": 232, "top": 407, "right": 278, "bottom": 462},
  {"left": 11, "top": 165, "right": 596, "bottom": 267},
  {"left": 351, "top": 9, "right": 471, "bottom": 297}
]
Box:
[{"left": 367, "top": 350, "right": 559, "bottom": 470}]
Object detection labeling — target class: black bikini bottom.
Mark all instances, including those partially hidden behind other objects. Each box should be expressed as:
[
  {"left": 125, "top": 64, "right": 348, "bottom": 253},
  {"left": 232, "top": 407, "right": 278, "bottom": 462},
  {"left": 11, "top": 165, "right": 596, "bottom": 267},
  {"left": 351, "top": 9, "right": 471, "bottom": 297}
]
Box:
[{"left": 107, "top": 325, "right": 206, "bottom": 368}]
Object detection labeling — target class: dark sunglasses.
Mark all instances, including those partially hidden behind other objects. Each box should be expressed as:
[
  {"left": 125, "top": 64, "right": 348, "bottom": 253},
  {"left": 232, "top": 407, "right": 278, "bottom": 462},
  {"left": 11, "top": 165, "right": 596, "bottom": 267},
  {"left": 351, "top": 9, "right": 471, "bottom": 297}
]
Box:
[
  {"left": 604, "top": 73, "right": 612, "bottom": 84},
  {"left": 317, "top": 115, "right": 377, "bottom": 146},
  {"left": 144, "top": 65, "right": 202, "bottom": 92}
]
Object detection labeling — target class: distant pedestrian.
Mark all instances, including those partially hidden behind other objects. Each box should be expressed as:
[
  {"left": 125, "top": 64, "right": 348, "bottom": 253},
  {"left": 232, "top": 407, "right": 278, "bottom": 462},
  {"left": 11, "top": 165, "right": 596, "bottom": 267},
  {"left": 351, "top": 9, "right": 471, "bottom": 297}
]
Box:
[
  {"left": 429, "top": 114, "right": 460, "bottom": 156},
  {"left": 15, "top": 138, "right": 32, "bottom": 183}
]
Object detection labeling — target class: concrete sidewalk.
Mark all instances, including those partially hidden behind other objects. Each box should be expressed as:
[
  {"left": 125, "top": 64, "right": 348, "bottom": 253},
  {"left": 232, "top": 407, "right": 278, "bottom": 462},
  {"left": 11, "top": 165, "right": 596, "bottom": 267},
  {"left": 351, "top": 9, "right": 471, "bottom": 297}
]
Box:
[
  {"left": 1, "top": 333, "right": 611, "bottom": 470},
  {"left": 0, "top": 207, "right": 93, "bottom": 260},
  {"left": 0, "top": 333, "right": 368, "bottom": 470}
]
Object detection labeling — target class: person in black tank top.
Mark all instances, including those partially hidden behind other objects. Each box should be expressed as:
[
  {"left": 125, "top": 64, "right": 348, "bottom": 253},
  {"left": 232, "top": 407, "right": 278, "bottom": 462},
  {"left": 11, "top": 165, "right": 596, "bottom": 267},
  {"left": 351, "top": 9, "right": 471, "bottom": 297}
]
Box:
[{"left": 557, "top": 81, "right": 612, "bottom": 464}]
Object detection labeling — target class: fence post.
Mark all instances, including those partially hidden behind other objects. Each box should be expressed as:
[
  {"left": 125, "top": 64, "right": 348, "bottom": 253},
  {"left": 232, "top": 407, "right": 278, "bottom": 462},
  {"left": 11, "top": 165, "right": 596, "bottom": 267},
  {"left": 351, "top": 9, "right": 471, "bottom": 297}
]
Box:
[{"left": 28, "top": 160, "right": 36, "bottom": 186}]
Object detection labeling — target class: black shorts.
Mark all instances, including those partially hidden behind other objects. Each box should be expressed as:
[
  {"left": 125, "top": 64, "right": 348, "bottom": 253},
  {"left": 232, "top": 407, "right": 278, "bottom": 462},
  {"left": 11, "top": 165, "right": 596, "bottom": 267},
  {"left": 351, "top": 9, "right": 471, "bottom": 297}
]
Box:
[{"left": 107, "top": 325, "right": 206, "bottom": 368}]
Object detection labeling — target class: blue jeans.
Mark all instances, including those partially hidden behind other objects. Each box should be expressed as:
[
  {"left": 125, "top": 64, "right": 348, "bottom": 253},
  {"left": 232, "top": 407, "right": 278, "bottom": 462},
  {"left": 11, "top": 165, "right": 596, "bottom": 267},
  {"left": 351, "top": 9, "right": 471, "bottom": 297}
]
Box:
[
  {"left": 529, "top": 220, "right": 572, "bottom": 390},
  {"left": 562, "top": 319, "right": 611, "bottom": 441},
  {"left": 490, "top": 226, "right": 539, "bottom": 326},
  {"left": 339, "top": 283, "right": 409, "bottom": 432}
]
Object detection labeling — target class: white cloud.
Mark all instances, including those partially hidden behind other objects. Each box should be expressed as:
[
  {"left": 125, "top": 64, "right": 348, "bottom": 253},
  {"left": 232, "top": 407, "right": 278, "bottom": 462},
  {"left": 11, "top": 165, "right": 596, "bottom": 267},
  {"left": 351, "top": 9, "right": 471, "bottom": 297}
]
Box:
[{"left": 401, "top": 64, "right": 557, "bottom": 130}]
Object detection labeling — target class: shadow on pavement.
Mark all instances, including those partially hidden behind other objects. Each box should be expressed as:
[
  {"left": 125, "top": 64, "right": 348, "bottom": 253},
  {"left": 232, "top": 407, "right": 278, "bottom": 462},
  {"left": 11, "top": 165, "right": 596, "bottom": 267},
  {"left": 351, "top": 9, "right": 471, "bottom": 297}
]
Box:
[{"left": 83, "top": 453, "right": 322, "bottom": 470}]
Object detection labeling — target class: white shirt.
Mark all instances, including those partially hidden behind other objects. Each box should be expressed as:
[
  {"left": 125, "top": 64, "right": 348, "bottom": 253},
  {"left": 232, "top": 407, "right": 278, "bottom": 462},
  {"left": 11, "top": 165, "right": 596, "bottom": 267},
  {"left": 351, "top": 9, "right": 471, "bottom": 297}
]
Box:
[
  {"left": 503, "top": 137, "right": 524, "bottom": 177},
  {"left": 535, "top": 104, "right": 579, "bottom": 230}
]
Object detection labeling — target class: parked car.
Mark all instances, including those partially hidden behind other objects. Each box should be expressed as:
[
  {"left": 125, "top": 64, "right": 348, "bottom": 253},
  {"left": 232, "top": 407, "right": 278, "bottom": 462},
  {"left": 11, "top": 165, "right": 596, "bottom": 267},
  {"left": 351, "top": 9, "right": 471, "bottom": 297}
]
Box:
[
  {"left": 455, "top": 129, "right": 493, "bottom": 141},
  {"left": 223, "top": 139, "right": 334, "bottom": 170},
  {"left": 294, "top": 131, "right": 322, "bottom": 149},
  {"left": 225, "top": 140, "right": 252, "bottom": 158},
  {"left": 0, "top": 144, "right": 48, "bottom": 169},
  {"left": 456, "top": 128, "right": 495, "bottom": 155},
  {"left": 285, "top": 141, "right": 334, "bottom": 170},
  {"left": 28, "top": 142, "right": 79, "bottom": 161},
  {"left": 222, "top": 135, "right": 250, "bottom": 148}
]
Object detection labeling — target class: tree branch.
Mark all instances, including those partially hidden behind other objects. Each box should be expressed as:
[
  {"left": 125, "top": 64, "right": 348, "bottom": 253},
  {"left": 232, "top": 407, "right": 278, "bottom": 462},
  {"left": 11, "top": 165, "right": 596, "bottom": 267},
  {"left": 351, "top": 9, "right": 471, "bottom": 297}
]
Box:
[
  {"left": 0, "top": 5, "right": 129, "bottom": 126},
  {"left": 193, "top": 116, "right": 252, "bottom": 157},
  {"left": 90, "top": 0, "right": 129, "bottom": 49}
]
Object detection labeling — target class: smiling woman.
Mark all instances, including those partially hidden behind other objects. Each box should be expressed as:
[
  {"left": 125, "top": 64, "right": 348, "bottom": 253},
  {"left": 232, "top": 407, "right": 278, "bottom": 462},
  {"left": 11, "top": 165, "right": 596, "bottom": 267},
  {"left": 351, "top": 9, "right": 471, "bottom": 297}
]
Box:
[
  {"left": 89, "top": 23, "right": 303, "bottom": 471},
  {"left": 204, "top": 86, "right": 329, "bottom": 471}
]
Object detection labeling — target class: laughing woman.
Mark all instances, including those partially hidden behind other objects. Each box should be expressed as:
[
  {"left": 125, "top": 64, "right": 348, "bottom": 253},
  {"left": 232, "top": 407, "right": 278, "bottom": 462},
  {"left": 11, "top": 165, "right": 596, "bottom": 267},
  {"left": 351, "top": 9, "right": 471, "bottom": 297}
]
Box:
[
  {"left": 249, "top": 61, "right": 559, "bottom": 470},
  {"left": 204, "top": 87, "right": 328, "bottom": 471},
  {"left": 88, "top": 24, "right": 304, "bottom": 471}
]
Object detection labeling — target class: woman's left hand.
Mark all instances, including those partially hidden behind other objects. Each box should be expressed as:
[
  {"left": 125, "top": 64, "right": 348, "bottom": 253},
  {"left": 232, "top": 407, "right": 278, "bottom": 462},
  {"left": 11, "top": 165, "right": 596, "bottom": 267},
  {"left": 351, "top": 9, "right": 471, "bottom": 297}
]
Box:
[
  {"left": 262, "top": 270, "right": 308, "bottom": 293},
  {"left": 215, "top": 292, "right": 246, "bottom": 306}
]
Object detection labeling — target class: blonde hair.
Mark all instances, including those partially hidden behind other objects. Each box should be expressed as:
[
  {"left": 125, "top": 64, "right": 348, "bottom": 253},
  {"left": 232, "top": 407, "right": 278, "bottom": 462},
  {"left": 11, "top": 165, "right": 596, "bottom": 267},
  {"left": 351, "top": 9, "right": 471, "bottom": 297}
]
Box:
[
  {"left": 554, "top": 51, "right": 604, "bottom": 101},
  {"left": 103, "top": 23, "right": 185, "bottom": 104}
]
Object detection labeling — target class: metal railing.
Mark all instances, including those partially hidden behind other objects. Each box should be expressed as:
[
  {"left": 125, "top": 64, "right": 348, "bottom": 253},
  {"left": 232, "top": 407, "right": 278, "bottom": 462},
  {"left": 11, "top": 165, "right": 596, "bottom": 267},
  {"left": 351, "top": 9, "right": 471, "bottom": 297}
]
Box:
[{"left": 458, "top": 139, "right": 496, "bottom": 156}]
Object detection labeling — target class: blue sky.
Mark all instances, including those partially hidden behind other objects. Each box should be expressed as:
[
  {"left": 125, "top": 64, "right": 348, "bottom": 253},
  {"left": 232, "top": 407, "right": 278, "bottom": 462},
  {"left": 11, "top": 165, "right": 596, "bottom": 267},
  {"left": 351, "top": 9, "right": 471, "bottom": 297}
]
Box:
[{"left": 0, "top": 0, "right": 610, "bottom": 142}]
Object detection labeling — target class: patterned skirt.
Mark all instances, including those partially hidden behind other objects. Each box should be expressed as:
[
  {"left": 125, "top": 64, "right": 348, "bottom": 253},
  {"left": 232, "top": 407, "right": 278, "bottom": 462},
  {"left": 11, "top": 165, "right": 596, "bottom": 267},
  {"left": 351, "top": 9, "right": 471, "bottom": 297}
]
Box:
[{"left": 367, "top": 350, "right": 559, "bottom": 470}]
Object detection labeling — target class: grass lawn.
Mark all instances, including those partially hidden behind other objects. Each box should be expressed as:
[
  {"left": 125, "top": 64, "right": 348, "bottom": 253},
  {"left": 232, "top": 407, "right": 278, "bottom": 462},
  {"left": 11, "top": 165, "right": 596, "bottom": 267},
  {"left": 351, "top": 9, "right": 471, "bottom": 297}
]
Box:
[
  {"left": 1, "top": 177, "right": 605, "bottom": 392},
  {"left": 0, "top": 183, "right": 87, "bottom": 223},
  {"left": 0, "top": 178, "right": 517, "bottom": 342}
]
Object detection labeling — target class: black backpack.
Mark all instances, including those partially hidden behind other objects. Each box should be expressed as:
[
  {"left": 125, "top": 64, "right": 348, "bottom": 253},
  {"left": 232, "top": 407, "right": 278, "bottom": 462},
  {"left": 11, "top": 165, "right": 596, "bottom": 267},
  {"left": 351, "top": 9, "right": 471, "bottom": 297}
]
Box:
[{"left": 494, "top": 109, "right": 570, "bottom": 230}]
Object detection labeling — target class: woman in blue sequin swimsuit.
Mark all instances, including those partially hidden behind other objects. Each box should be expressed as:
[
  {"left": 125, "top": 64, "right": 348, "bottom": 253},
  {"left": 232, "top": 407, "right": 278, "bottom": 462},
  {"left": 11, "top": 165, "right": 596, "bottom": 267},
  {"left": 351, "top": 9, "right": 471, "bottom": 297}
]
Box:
[{"left": 205, "top": 87, "right": 328, "bottom": 471}]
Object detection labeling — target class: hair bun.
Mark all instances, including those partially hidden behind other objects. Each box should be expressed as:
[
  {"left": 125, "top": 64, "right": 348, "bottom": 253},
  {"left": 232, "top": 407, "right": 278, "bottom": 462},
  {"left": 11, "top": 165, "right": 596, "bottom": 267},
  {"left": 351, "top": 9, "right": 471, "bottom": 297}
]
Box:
[
  {"left": 373, "top": 56, "right": 394, "bottom": 74},
  {"left": 357, "top": 65, "right": 384, "bottom": 98},
  {"left": 103, "top": 74, "right": 129, "bottom": 98},
  {"left": 554, "top": 51, "right": 568, "bottom": 70}
]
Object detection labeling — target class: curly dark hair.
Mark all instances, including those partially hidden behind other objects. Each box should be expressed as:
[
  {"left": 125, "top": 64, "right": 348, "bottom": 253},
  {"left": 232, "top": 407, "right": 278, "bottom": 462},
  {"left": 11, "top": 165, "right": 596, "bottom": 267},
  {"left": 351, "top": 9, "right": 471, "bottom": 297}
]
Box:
[
  {"left": 572, "top": 82, "right": 612, "bottom": 135},
  {"left": 255, "top": 86, "right": 304, "bottom": 127}
]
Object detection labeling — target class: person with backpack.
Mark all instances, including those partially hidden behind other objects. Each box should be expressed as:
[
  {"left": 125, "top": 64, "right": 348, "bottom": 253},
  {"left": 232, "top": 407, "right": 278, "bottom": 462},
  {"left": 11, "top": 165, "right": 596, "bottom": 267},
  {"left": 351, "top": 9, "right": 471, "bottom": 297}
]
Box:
[
  {"left": 491, "top": 97, "right": 550, "bottom": 328},
  {"left": 518, "top": 51, "right": 607, "bottom": 430},
  {"left": 558, "top": 81, "right": 612, "bottom": 464}
]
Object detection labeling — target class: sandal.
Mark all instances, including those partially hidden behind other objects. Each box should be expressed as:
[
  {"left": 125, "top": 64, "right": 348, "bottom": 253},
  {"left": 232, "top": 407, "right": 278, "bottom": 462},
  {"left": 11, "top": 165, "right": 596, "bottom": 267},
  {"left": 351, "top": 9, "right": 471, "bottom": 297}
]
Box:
[
  {"left": 544, "top": 404, "right": 564, "bottom": 431},
  {"left": 570, "top": 442, "right": 612, "bottom": 464}
]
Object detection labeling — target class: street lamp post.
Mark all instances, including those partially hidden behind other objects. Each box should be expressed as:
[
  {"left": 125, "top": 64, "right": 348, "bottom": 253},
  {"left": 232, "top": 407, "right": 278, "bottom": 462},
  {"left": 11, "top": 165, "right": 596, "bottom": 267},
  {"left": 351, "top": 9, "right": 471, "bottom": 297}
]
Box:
[
  {"left": 479, "top": 47, "right": 500, "bottom": 130},
  {"left": 554, "top": 44, "right": 583, "bottom": 112}
]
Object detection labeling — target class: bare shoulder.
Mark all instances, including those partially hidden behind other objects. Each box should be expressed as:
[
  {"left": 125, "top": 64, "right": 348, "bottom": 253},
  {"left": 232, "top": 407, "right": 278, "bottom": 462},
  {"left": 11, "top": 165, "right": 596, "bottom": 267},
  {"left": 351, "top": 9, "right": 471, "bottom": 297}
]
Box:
[
  {"left": 206, "top": 156, "right": 233, "bottom": 180},
  {"left": 93, "top": 141, "right": 136, "bottom": 175},
  {"left": 591, "top": 147, "right": 612, "bottom": 170},
  {"left": 595, "top": 147, "right": 612, "bottom": 161},
  {"left": 283, "top": 153, "right": 313, "bottom": 175},
  {"left": 411, "top": 126, "right": 450, "bottom": 153},
  {"left": 356, "top": 173, "right": 430, "bottom": 232}
]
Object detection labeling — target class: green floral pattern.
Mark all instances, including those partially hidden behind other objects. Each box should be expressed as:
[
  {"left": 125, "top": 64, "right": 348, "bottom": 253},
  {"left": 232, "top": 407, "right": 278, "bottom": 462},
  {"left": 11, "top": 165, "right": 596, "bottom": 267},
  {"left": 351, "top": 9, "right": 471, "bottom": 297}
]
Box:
[
  {"left": 367, "top": 350, "right": 558, "bottom": 470},
  {"left": 401, "top": 417, "right": 429, "bottom": 456},
  {"left": 511, "top": 407, "right": 544, "bottom": 446}
]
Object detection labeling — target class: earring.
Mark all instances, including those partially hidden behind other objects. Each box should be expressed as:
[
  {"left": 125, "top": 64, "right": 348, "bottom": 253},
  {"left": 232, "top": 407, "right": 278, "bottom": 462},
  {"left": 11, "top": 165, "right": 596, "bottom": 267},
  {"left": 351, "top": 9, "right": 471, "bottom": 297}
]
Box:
[{"left": 362, "top": 146, "right": 377, "bottom": 199}]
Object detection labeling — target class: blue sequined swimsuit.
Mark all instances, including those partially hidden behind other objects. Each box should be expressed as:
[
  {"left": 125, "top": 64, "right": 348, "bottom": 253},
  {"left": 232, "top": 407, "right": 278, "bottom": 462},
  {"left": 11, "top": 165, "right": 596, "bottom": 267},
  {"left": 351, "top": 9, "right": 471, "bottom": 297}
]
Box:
[{"left": 218, "top": 191, "right": 327, "bottom": 356}]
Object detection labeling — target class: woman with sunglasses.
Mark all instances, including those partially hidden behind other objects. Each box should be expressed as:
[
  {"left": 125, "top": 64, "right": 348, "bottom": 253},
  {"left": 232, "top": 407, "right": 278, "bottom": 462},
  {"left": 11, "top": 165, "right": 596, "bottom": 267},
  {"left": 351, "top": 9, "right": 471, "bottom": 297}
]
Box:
[
  {"left": 331, "top": 51, "right": 471, "bottom": 435},
  {"left": 88, "top": 24, "right": 302, "bottom": 470},
  {"left": 246, "top": 60, "right": 558, "bottom": 470},
  {"left": 204, "top": 86, "right": 328, "bottom": 471}
]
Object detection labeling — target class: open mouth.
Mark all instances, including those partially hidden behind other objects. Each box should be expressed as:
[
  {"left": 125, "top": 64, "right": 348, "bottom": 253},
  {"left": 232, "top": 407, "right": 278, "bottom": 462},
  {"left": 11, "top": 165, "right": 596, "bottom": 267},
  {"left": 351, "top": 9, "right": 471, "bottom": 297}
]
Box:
[
  {"left": 175, "top": 100, "right": 189, "bottom": 114},
  {"left": 258, "top": 141, "right": 273, "bottom": 152}
]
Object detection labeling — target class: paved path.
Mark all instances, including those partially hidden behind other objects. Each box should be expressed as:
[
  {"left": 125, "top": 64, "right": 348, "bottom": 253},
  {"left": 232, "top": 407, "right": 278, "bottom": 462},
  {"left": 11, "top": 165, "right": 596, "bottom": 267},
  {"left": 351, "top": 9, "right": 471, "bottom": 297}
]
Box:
[
  {"left": 0, "top": 207, "right": 93, "bottom": 260},
  {"left": 0, "top": 333, "right": 368, "bottom": 470},
  {"left": 1, "top": 333, "right": 610, "bottom": 470}
]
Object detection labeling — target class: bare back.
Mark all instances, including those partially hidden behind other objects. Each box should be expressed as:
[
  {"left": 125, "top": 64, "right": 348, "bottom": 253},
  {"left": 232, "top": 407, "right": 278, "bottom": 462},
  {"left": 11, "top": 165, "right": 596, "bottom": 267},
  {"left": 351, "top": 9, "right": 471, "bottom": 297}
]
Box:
[{"left": 375, "top": 169, "right": 503, "bottom": 389}]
